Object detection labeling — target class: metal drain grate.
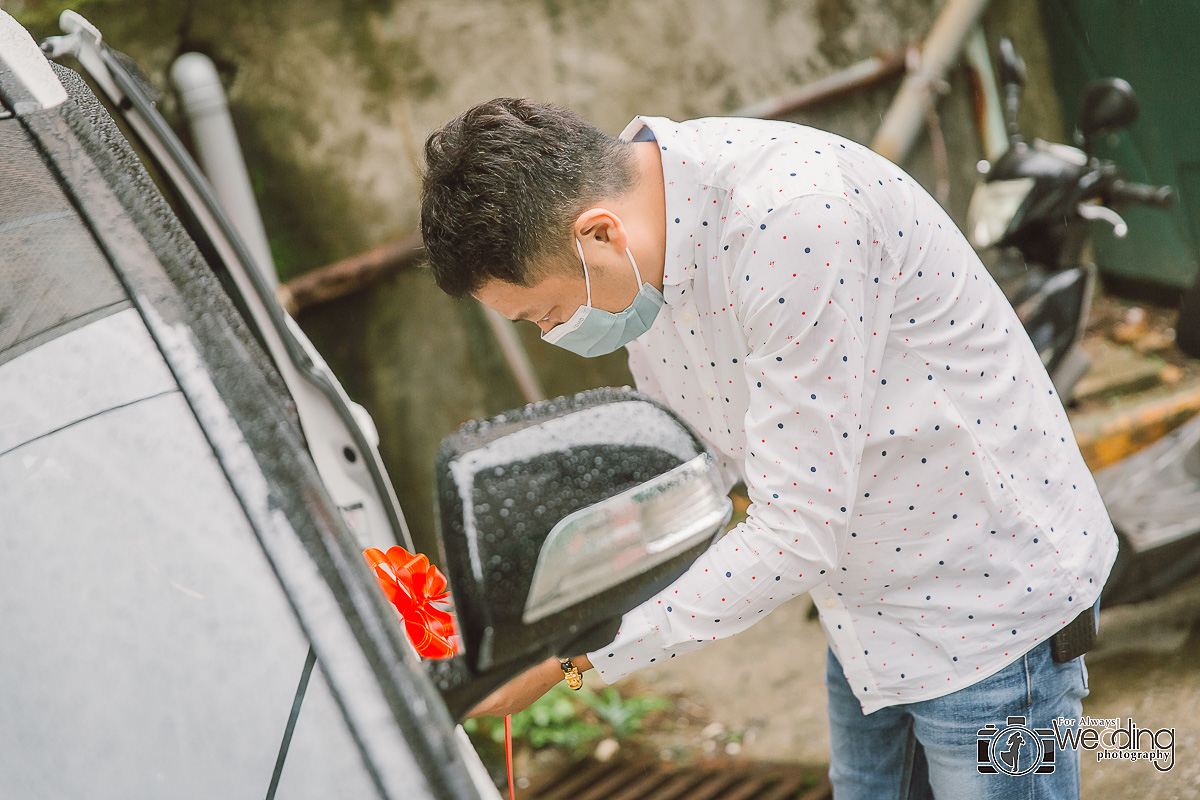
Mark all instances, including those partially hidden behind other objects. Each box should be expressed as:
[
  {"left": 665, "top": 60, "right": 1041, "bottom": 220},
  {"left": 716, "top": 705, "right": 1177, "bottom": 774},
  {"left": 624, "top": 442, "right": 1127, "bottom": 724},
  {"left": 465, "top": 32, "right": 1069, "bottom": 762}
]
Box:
[{"left": 525, "top": 758, "right": 831, "bottom": 800}]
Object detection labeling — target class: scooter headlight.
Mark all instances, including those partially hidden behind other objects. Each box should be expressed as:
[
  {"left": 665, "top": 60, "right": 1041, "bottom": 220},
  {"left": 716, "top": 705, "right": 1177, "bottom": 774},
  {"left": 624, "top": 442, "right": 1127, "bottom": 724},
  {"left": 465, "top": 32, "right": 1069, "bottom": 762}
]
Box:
[{"left": 966, "top": 177, "right": 1035, "bottom": 249}]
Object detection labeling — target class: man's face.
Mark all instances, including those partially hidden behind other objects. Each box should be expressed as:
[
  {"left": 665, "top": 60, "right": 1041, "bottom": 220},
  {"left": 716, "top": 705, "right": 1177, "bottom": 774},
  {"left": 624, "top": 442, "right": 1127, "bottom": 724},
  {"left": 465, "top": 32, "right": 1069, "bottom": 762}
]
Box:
[
  {"left": 473, "top": 243, "right": 643, "bottom": 335},
  {"left": 474, "top": 269, "right": 588, "bottom": 335}
]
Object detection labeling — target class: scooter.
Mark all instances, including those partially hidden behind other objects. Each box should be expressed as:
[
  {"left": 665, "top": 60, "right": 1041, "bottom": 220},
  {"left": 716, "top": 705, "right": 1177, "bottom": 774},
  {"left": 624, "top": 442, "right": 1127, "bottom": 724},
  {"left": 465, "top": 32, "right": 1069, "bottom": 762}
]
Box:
[{"left": 966, "top": 39, "right": 1174, "bottom": 404}]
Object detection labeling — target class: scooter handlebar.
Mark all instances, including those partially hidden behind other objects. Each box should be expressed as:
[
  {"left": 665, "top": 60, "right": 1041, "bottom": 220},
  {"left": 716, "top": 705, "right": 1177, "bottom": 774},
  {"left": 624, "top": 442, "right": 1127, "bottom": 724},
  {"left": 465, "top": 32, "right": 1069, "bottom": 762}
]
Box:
[{"left": 1107, "top": 179, "right": 1175, "bottom": 210}]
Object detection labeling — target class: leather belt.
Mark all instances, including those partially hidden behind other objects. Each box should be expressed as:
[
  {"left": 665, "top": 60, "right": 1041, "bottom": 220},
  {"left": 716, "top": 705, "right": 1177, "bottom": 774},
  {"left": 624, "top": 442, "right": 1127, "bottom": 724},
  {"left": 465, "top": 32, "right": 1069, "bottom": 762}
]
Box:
[{"left": 1049, "top": 604, "right": 1098, "bottom": 663}]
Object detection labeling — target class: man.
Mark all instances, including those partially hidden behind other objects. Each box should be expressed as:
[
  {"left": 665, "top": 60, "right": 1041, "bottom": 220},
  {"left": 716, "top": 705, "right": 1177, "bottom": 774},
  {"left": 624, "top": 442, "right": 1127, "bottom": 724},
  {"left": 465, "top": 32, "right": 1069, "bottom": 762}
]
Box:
[{"left": 420, "top": 97, "right": 1117, "bottom": 799}]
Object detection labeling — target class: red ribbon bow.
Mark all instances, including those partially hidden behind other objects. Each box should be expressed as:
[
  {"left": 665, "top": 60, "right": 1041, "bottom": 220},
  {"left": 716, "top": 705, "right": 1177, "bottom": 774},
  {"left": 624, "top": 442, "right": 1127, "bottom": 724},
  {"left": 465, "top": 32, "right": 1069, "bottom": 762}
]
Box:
[{"left": 363, "top": 546, "right": 459, "bottom": 659}]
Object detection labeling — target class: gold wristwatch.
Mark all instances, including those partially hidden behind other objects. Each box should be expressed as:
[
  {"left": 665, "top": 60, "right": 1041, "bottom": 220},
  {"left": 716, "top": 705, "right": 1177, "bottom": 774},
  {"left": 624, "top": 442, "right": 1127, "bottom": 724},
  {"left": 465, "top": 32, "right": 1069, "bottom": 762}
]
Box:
[{"left": 559, "top": 657, "right": 583, "bottom": 690}]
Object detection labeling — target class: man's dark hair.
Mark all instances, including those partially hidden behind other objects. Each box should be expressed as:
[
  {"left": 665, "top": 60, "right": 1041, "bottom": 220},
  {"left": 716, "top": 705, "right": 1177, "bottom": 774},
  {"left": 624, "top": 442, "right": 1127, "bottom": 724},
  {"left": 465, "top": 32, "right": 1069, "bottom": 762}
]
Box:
[{"left": 420, "top": 98, "right": 635, "bottom": 298}]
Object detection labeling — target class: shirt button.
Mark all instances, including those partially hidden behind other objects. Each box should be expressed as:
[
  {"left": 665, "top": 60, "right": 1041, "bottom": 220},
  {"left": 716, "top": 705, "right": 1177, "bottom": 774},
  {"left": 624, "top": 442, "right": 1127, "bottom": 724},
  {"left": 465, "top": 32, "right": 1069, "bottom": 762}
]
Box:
[
  {"left": 824, "top": 598, "right": 837, "bottom": 609},
  {"left": 682, "top": 312, "right": 694, "bottom": 322},
  {"left": 705, "top": 389, "right": 716, "bottom": 400}
]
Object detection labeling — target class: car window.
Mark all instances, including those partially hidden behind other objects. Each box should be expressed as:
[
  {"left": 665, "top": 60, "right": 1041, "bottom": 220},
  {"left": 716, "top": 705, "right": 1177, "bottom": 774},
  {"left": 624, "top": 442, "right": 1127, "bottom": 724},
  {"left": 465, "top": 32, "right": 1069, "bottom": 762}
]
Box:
[
  {"left": 0, "top": 117, "right": 129, "bottom": 365},
  {"left": 0, "top": 114, "right": 381, "bottom": 797}
]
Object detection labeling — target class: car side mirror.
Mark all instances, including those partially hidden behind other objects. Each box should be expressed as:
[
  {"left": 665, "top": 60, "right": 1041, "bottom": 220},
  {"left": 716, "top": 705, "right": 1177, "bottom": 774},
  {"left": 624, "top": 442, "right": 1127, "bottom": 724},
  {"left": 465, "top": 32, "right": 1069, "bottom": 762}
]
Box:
[
  {"left": 426, "top": 388, "right": 731, "bottom": 718},
  {"left": 1078, "top": 78, "right": 1139, "bottom": 151}
]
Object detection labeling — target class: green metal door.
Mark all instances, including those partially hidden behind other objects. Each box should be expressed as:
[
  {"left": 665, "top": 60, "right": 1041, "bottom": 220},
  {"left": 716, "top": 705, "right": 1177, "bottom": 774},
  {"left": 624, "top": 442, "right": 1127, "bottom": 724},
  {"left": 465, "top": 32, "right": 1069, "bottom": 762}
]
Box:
[{"left": 1040, "top": 0, "right": 1200, "bottom": 292}]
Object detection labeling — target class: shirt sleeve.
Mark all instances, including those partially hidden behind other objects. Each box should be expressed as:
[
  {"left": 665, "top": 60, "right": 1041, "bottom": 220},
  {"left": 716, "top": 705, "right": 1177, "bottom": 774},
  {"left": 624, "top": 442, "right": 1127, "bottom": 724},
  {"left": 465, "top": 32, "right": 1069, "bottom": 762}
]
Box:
[{"left": 588, "top": 195, "right": 877, "bottom": 683}]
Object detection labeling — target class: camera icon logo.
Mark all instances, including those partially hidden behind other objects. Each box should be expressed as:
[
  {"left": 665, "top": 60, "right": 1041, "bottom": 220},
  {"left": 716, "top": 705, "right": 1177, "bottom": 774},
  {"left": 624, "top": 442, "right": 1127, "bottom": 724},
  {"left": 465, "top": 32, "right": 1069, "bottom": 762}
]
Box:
[{"left": 977, "top": 716, "right": 1057, "bottom": 775}]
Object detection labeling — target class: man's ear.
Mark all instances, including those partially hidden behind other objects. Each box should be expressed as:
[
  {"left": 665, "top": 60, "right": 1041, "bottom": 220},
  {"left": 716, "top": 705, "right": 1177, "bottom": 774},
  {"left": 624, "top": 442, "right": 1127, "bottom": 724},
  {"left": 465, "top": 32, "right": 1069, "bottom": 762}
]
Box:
[{"left": 574, "top": 207, "right": 628, "bottom": 251}]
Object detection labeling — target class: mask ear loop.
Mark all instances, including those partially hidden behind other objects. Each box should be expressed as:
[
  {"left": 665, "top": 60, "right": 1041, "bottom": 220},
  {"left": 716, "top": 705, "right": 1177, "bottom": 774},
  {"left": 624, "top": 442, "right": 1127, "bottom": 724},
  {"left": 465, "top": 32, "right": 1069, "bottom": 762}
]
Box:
[
  {"left": 626, "top": 247, "right": 644, "bottom": 287},
  {"left": 574, "top": 238, "right": 593, "bottom": 308}
]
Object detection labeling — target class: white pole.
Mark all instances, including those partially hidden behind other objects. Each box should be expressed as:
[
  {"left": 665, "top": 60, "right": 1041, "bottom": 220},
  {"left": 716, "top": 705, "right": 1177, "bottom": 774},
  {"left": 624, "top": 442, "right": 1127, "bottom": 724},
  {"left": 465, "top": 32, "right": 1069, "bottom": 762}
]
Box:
[
  {"left": 871, "top": 0, "right": 993, "bottom": 164},
  {"left": 170, "top": 52, "right": 277, "bottom": 287}
]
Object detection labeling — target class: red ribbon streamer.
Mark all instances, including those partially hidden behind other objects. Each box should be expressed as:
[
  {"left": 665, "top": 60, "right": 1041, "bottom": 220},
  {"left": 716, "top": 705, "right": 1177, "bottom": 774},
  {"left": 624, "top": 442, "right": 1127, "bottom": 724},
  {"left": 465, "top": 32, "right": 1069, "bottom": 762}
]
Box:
[
  {"left": 505, "top": 714, "right": 516, "bottom": 800},
  {"left": 363, "top": 547, "right": 514, "bottom": 792},
  {"left": 363, "top": 546, "right": 459, "bottom": 659}
]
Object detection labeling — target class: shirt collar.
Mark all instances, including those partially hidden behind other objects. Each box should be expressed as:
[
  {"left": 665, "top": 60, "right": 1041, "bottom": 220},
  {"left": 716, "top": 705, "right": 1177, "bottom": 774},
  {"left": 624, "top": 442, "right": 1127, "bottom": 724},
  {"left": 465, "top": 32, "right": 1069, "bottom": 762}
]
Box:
[{"left": 619, "top": 116, "right": 704, "bottom": 295}]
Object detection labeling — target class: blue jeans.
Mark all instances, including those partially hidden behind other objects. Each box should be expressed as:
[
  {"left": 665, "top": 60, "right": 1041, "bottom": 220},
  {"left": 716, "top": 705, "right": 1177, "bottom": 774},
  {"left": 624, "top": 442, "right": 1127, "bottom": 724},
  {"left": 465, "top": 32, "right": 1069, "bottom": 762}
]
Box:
[{"left": 825, "top": 639, "right": 1090, "bottom": 799}]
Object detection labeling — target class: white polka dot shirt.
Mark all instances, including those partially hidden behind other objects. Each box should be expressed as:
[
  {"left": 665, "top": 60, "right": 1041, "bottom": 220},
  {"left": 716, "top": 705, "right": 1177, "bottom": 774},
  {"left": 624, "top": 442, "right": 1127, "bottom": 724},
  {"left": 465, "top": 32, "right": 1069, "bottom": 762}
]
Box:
[{"left": 586, "top": 115, "right": 1119, "bottom": 714}]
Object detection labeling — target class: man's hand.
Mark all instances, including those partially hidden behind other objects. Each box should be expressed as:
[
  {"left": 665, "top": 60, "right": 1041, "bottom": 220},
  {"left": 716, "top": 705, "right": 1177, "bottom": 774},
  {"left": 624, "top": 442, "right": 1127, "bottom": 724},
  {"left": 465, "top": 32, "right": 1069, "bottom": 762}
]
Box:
[{"left": 466, "top": 654, "right": 593, "bottom": 718}]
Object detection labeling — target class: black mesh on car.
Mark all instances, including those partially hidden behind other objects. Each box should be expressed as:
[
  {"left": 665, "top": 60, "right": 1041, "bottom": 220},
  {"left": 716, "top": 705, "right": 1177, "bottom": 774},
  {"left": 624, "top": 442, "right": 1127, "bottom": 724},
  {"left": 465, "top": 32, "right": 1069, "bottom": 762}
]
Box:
[{"left": 0, "top": 116, "right": 127, "bottom": 365}]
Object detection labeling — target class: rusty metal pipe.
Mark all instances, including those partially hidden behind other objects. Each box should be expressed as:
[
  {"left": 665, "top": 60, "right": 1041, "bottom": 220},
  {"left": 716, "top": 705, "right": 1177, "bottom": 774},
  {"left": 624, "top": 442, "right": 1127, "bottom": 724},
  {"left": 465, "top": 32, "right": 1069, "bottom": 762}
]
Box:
[
  {"left": 734, "top": 47, "right": 908, "bottom": 120},
  {"left": 278, "top": 234, "right": 423, "bottom": 315},
  {"left": 279, "top": 236, "right": 547, "bottom": 403}
]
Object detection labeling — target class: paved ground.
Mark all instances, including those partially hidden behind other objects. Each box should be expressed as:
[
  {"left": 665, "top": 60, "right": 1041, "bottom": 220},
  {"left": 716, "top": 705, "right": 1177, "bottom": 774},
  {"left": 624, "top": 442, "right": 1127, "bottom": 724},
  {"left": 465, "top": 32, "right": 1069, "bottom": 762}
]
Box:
[{"left": 628, "top": 573, "right": 1200, "bottom": 798}]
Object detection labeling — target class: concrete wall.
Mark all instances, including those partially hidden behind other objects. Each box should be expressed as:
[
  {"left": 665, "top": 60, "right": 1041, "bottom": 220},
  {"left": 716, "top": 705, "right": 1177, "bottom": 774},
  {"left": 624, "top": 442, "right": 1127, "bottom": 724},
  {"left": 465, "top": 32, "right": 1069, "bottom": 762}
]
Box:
[{"left": 15, "top": 0, "right": 1066, "bottom": 556}]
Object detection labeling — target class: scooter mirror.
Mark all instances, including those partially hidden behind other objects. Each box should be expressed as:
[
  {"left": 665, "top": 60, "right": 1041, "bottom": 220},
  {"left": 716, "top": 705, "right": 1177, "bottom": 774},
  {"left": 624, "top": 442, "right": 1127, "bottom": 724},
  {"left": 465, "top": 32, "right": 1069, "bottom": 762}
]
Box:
[
  {"left": 1078, "top": 78, "right": 1139, "bottom": 149},
  {"left": 997, "top": 39, "right": 1027, "bottom": 140},
  {"left": 997, "top": 38, "right": 1026, "bottom": 89}
]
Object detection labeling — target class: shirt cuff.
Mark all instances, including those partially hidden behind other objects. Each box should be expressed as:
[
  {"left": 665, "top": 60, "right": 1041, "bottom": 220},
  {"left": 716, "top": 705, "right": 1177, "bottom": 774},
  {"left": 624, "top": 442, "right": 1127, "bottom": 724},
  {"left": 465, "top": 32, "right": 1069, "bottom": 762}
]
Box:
[
  {"left": 585, "top": 603, "right": 662, "bottom": 685},
  {"left": 585, "top": 599, "right": 708, "bottom": 685},
  {"left": 585, "top": 653, "right": 614, "bottom": 686}
]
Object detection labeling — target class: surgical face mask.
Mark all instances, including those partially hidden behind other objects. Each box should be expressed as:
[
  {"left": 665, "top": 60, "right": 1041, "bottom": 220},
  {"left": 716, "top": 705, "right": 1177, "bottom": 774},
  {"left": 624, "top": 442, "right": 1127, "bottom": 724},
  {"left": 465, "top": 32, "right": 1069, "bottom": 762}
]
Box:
[{"left": 540, "top": 238, "right": 665, "bottom": 357}]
